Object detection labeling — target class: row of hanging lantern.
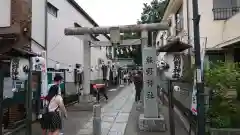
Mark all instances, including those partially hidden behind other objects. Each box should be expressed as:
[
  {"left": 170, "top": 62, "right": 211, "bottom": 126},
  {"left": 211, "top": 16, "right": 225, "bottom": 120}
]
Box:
[
  {"left": 106, "top": 46, "right": 135, "bottom": 55},
  {"left": 117, "top": 46, "right": 134, "bottom": 55}
]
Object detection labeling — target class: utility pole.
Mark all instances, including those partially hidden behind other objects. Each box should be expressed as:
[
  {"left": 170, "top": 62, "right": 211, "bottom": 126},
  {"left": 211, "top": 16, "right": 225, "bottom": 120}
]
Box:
[
  {"left": 192, "top": 0, "right": 205, "bottom": 135},
  {"left": 0, "top": 66, "right": 3, "bottom": 135},
  {"left": 26, "top": 58, "right": 33, "bottom": 135}
]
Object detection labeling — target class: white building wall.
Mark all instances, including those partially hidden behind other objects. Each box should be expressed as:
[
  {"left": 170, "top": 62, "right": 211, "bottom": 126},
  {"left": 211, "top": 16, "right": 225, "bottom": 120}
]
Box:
[
  {"left": 31, "top": 0, "right": 109, "bottom": 85},
  {"left": 31, "top": 0, "right": 46, "bottom": 49},
  {"left": 90, "top": 34, "right": 109, "bottom": 81},
  {"left": 222, "top": 13, "right": 240, "bottom": 42},
  {"left": 198, "top": 0, "right": 225, "bottom": 48},
  {"left": 47, "top": 0, "right": 109, "bottom": 81},
  {"left": 160, "top": 0, "right": 226, "bottom": 49}
]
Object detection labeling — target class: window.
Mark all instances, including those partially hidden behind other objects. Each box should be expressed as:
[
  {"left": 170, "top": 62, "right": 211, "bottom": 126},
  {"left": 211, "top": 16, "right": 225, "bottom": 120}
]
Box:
[
  {"left": 175, "top": 6, "right": 184, "bottom": 35},
  {"left": 212, "top": 0, "right": 240, "bottom": 20},
  {"left": 47, "top": 2, "right": 58, "bottom": 17}
]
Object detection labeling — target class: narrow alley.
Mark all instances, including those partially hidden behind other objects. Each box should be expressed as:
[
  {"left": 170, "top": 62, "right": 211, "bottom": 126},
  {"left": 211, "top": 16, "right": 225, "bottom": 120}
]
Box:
[{"left": 77, "top": 85, "right": 135, "bottom": 135}]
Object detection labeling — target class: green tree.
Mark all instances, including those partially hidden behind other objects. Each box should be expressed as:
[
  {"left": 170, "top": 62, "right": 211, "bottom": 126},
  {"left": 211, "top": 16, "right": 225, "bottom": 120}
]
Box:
[
  {"left": 117, "top": 0, "right": 168, "bottom": 65},
  {"left": 139, "top": 0, "right": 169, "bottom": 24},
  {"left": 205, "top": 62, "right": 240, "bottom": 128}
]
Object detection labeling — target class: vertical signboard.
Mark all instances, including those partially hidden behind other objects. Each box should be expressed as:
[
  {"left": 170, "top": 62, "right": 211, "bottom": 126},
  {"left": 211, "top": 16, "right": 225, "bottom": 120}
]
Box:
[
  {"left": 142, "top": 47, "right": 159, "bottom": 118},
  {"left": 191, "top": 41, "right": 206, "bottom": 116},
  {"left": 0, "top": 0, "right": 11, "bottom": 27}
]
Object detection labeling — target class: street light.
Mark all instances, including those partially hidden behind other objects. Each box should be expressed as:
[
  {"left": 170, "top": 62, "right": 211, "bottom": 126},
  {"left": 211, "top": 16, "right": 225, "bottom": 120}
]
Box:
[{"left": 55, "top": 63, "right": 60, "bottom": 70}]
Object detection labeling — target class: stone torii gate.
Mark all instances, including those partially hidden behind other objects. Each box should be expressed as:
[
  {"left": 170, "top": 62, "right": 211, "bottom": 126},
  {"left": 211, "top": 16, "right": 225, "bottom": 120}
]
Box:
[{"left": 64, "top": 22, "right": 169, "bottom": 131}]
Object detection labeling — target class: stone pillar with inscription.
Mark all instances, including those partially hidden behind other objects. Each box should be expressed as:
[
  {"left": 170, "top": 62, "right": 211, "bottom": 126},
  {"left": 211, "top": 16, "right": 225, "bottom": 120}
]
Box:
[{"left": 138, "top": 31, "right": 167, "bottom": 132}]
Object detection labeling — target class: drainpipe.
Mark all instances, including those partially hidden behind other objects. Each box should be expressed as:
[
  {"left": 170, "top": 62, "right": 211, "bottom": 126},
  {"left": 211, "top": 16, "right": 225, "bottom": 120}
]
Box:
[
  {"left": 37, "top": 0, "right": 48, "bottom": 121},
  {"left": 44, "top": 0, "right": 48, "bottom": 59},
  {"left": 0, "top": 67, "right": 3, "bottom": 135},
  {"left": 186, "top": 0, "right": 191, "bottom": 66}
]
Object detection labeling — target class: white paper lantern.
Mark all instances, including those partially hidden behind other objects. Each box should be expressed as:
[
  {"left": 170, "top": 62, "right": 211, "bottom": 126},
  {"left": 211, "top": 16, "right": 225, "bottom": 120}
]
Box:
[
  {"left": 10, "top": 57, "right": 29, "bottom": 81},
  {"left": 91, "top": 66, "right": 94, "bottom": 72},
  {"left": 120, "top": 49, "right": 123, "bottom": 54},
  {"left": 67, "top": 65, "right": 73, "bottom": 73},
  {"left": 116, "top": 48, "right": 119, "bottom": 55},
  {"left": 32, "top": 56, "right": 46, "bottom": 71},
  {"left": 130, "top": 46, "right": 133, "bottom": 51},
  {"left": 163, "top": 52, "right": 183, "bottom": 80},
  {"left": 55, "top": 63, "right": 60, "bottom": 70},
  {"left": 95, "top": 65, "right": 99, "bottom": 71},
  {"left": 173, "top": 85, "right": 181, "bottom": 92}
]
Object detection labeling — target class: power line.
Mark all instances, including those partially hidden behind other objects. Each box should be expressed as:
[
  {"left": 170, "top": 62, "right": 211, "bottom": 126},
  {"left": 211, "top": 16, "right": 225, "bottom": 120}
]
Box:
[
  {"left": 47, "top": 57, "right": 70, "bottom": 66},
  {"left": 48, "top": 36, "right": 66, "bottom": 52}
]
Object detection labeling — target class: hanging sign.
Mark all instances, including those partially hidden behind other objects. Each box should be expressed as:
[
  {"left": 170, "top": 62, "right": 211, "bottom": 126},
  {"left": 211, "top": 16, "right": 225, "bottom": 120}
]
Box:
[
  {"left": 163, "top": 52, "right": 183, "bottom": 80},
  {"left": 191, "top": 43, "right": 206, "bottom": 116},
  {"left": 191, "top": 74, "right": 197, "bottom": 115}
]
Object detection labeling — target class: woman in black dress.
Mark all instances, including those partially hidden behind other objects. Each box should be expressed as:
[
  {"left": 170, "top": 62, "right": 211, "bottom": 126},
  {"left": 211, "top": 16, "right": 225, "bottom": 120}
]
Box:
[{"left": 42, "top": 85, "right": 67, "bottom": 135}]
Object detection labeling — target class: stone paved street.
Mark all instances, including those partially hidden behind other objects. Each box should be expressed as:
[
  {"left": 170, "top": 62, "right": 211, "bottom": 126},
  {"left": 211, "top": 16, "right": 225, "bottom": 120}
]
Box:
[
  {"left": 77, "top": 84, "right": 135, "bottom": 135},
  {"left": 3, "top": 84, "right": 191, "bottom": 135},
  {"left": 3, "top": 86, "right": 124, "bottom": 135}
]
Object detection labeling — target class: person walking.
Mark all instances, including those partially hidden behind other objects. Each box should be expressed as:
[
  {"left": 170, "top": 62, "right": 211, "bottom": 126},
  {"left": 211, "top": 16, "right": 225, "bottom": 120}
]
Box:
[
  {"left": 93, "top": 84, "right": 108, "bottom": 103},
  {"left": 128, "top": 72, "right": 132, "bottom": 85},
  {"left": 41, "top": 74, "right": 64, "bottom": 135},
  {"left": 42, "top": 85, "right": 67, "bottom": 135},
  {"left": 49, "top": 74, "right": 65, "bottom": 135},
  {"left": 123, "top": 72, "right": 128, "bottom": 84},
  {"left": 133, "top": 71, "right": 143, "bottom": 102}
]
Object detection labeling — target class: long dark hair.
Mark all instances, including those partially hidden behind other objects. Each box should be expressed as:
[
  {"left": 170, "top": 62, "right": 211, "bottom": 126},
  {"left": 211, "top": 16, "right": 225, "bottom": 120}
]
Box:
[{"left": 45, "top": 85, "right": 59, "bottom": 101}]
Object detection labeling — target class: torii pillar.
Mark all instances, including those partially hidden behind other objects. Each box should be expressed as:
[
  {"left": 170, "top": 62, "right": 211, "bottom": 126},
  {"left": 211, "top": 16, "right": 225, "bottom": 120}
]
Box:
[{"left": 82, "top": 34, "right": 91, "bottom": 101}]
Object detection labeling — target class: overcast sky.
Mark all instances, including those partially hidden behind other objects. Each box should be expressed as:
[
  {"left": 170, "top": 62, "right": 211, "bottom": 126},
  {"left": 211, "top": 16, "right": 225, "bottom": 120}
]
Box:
[{"left": 76, "top": 0, "right": 151, "bottom": 26}]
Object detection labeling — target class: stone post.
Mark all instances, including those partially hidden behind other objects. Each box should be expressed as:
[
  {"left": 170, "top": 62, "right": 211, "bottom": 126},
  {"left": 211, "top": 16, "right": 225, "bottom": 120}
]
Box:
[
  {"left": 138, "top": 30, "right": 166, "bottom": 132},
  {"left": 93, "top": 104, "right": 101, "bottom": 135}
]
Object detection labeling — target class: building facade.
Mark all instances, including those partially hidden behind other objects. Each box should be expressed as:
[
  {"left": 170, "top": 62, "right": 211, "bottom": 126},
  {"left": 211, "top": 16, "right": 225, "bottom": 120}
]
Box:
[
  {"left": 0, "top": 0, "right": 110, "bottom": 129},
  {"left": 31, "top": 0, "right": 111, "bottom": 95},
  {"left": 157, "top": 0, "right": 240, "bottom": 65},
  {"left": 155, "top": 0, "right": 240, "bottom": 124}
]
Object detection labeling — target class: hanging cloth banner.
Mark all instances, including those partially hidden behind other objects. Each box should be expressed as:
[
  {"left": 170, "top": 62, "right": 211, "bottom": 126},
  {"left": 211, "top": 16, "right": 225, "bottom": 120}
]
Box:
[{"left": 191, "top": 42, "right": 206, "bottom": 116}]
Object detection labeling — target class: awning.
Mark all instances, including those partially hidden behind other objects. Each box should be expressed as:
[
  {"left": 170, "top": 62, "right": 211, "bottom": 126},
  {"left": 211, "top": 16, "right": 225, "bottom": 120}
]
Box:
[
  {"left": 13, "top": 47, "right": 38, "bottom": 57},
  {"left": 213, "top": 36, "right": 240, "bottom": 48},
  {"left": 0, "top": 47, "right": 38, "bottom": 58},
  {"left": 157, "top": 38, "right": 192, "bottom": 52}
]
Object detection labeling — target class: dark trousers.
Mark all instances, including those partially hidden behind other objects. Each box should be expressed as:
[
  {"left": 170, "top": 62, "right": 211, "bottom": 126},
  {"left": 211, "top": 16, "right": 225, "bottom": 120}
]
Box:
[
  {"left": 97, "top": 88, "right": 108, "bottom": 102},
  {"left": 135, "top": 87, "right": 141, "bottom": 102}
]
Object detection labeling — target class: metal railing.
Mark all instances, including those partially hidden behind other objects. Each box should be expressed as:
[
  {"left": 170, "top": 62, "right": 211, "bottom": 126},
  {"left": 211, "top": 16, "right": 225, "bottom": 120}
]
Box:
[{"left": 212, "top": 7, "right": 240, "bottom": 20}]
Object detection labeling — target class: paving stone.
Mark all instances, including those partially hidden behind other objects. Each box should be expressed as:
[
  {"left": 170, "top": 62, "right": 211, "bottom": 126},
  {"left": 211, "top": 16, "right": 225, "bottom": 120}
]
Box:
[
  {"left": 110, "top": 123, "right": 127, "bottom": 132},
  {"left": 77, "top": 85, "right": 135, "bottom": 135},
  {"left": 102, "top": 121, "right": 113, "bottom": 129},
  {"left": 102, "top": 112, "right": 118, "bottom": 117},
  {"left": 102, "top": 116, "right": 115, "bottom": 122},
  {"left": 108, "top": 131, "right": 124, "bottom": 135},
  {"left": 115, "top": 113, "right": 130, "bottom": 123},
  {"left": 77, "top": 128, "right": 92, "bottom": 135},
  {"left": 83, "top": 121, "right": 92, "bottom": 129},
  {"left": 101, "top": 129, "right": 110, "bottom": 135}
]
